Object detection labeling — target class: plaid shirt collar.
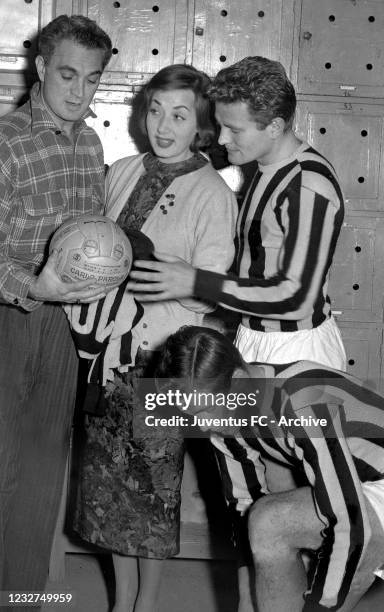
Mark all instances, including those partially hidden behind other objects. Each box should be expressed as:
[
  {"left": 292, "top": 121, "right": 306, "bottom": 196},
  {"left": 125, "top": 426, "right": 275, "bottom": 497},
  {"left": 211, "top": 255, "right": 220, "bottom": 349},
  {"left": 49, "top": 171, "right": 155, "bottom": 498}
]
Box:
[{"left": 29, "top": 81, "right": 97, "bottom": 138}]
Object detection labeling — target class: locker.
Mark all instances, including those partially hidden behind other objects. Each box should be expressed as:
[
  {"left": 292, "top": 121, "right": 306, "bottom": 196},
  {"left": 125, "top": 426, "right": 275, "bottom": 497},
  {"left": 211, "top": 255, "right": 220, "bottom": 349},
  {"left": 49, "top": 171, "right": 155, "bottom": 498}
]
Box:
[
  {"left": 297, "top": 0, "right": 384, "bottom": 97},
  {"left": 83, "top": 0, "right": 296, "bottom": 84},
  {"left": 295, "top": 99, "right": 384, "bottom": 213},
  {"left": 328, "top": 218, "right": 384, "bottom": 323},
  {"left": 338, "top": 323, "right": 382, "bottom": 388},
  {"left": 0, "top": 0, "right": 40, "bottom": 60},
  {"left": 191, "top": 0, "right": 295, "bottom": 77},
  {"left": 88, "top": 90, "right": 140, "bottom": 165},
  {"left": 0, "top": 0, "right": 54, "bottom": 90},
  {"left": 87, "top": 0, "right": 189, "bottom": 85},
  {"left": 0, "top": 86, "right": 27, "bottom": 116},
  {"left": 0, "top": 0, "right": 382, "bottom": 577}
]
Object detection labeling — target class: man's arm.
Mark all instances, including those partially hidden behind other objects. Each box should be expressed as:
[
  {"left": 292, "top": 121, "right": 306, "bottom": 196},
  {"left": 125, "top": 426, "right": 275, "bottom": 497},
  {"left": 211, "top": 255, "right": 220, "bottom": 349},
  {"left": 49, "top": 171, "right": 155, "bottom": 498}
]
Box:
[
  {"left": 127, "top": 185, "right": 342, "bottom": 322},
  {"left": 0, "top": 141, "right": 39, "bottom": 310},
  {"left": 210, "top": 434, "right": 269, "bottom": 561},
  {"left": 0, "top": 142, "right": 108, "bottom": 310},
  {"left": 211, "top": 434, "right": 269, "bottom": 514},
  {"left": 210, "top": 434, "right": 269, "bottom": 612}
]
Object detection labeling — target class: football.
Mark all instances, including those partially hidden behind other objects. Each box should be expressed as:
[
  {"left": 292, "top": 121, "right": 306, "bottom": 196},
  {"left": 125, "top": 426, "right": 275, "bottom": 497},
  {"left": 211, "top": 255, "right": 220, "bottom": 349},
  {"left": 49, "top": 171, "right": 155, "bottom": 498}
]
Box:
[{"left": 49, "top": 215, "right": 133, "bottom": 288}]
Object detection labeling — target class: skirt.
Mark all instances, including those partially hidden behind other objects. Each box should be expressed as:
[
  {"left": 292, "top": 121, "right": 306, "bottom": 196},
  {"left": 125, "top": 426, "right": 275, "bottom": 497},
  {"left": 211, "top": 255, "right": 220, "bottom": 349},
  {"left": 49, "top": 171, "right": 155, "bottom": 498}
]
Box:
[{"left": 72, "top": 351, "right": 185, "bottom": 558}]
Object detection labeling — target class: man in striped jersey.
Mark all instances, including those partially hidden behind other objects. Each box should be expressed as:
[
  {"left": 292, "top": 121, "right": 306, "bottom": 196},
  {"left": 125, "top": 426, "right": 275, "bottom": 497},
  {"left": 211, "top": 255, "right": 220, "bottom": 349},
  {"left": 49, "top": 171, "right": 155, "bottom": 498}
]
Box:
[
  {"left": 128, "top": 56, "right": 346, "bottom": 370},
  {"left": 156, "top": 326, "right": 384, "bottom": 612},
  {"left": 129, "top": 55, "right": 348, "bottom": 610}
]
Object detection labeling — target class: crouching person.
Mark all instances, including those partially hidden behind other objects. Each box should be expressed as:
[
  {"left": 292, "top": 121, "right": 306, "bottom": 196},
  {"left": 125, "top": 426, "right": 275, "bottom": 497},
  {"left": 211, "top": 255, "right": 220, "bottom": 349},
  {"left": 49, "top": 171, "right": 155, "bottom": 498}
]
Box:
[{"left": 155, "top": 325, "right": 384, "bottom": 612}]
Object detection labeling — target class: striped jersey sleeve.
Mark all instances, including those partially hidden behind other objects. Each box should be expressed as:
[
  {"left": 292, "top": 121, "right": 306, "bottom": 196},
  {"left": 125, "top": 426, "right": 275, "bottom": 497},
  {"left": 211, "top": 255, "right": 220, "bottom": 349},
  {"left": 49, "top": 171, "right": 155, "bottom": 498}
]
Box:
[
  {"left": 194, "top": 145, "right": 344, "bottom": 332},
  {"left": 209, "top": 433, "right": 269, "bottom": 514}
]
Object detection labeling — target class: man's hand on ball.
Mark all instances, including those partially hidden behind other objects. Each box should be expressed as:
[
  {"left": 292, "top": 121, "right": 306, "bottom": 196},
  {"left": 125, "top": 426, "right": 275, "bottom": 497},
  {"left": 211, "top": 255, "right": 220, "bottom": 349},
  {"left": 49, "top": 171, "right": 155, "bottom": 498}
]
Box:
[
  {"left": 29, "top": 250, "right": 107, "bottom": 304},
  {"left": 126, "top": 252, "right": 196, "bottom": 301}
]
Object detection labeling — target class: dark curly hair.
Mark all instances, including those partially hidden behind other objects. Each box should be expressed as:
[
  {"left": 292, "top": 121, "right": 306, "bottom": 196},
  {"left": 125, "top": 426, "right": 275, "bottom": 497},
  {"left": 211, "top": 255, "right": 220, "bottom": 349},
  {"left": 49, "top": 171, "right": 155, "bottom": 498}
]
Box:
[
  {"left": 156, "top": 325, "right": 245, "bottom": 393},
  {"left": 137, "top": 64, "right": 216, "bottom": 152},
  {"left": 208, "top": 56, "right": 296, "bottom": 130},
  {"left": 38, "top": 14, "right": 112, "bottom": 70}
]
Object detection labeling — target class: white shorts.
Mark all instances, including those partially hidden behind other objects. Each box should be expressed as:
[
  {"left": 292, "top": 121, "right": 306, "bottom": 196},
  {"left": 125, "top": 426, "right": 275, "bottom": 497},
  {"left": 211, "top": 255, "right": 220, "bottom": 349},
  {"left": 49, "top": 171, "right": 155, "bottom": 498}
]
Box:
[{"left": 235, "top": 317, "right": 346, "bottom": 371}]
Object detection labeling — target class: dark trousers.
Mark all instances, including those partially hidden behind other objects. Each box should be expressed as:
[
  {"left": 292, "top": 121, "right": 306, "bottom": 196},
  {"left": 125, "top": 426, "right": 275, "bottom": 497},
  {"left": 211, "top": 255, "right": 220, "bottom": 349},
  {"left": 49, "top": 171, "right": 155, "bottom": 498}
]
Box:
[{"left": 0, "top": 303, "right": 78, "bottom": 605}]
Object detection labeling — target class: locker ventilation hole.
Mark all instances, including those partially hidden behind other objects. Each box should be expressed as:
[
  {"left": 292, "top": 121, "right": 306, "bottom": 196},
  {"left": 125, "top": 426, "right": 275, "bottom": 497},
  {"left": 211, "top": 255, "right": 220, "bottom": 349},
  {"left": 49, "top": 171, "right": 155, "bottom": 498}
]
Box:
[
  {"left": 152, "top": 5, "right": 159, "bottom": 11},
  {"left": 325, "top": 62, "right": 332, "bottom": 69},
  {"left": 348, "top": 359, "right": 355, "bottom": 366},
  {"left": 319, "top": 127, "right": 326, "bottom": 134},
  {"left": 353, "top": 284, "right": 360, "bottom": 291},
  {"left": 329, "top": 15, "right": 335, "bottom": 22},
  {"left": 355, "top": 246, "right": 361, "bottom": 253},
  {"left": 361, "top": 130, "right": 368, "bottom": 137},
  {"left": 219, "top": 55, "right": 227, "bottom": 62},
  {"left": 103, "top": 121, "right": 110, "bottom": 127},
  {"left": 220, "top": 10, "right": 228, "bottom": 17},
  {"left": 152, "top": 49, "right": 159, "bottom": 55},
  {"left": 112, "top": 48, "right": 119, "bottom": 55},
  {"left": 357, "top": 177, "right": 365, "bottom": 183}
]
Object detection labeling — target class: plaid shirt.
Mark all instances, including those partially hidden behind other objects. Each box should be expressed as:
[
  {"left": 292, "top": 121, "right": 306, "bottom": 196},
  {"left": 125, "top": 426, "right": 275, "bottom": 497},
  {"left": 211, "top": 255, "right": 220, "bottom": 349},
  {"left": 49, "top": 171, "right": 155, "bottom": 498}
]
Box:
[{"left": 0, "top": 82, "right": 105, "bottom": 312}]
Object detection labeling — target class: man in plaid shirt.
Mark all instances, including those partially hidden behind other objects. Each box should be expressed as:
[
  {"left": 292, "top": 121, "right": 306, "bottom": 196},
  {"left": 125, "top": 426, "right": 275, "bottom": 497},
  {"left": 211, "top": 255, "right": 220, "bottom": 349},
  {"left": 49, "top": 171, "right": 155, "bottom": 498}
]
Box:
[{"left": 0, "top": 14, "right": 112, "bottom": 600}]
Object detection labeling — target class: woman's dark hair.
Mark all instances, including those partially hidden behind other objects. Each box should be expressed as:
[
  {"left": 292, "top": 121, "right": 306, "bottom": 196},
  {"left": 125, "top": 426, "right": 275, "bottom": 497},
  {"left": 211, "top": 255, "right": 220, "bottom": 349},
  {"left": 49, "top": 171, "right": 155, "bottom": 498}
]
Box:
[
  {"left": 138, "top": 64, "right": 215, "bottom": 152},
  {"left": 156, "top": 325, "right": 245, "bottom": 393},
  {"left": 38, "top": 14, "right": 113, "bottom": 70}
]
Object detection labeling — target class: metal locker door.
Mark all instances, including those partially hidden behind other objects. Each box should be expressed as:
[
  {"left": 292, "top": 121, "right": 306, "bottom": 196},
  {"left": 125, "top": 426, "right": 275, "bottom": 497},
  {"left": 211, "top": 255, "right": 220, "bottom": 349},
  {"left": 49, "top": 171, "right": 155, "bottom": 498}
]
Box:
[
  {"left": 191, "top": 0, "right": 294, "bottom": 77},
  {"left": 295, "top": 99, "right": 384, "bottom": 213},
  {"left": 87, "top": 0, "right": 188, "bottom": 86},
  {"left": 298, "top": 0, "right": 384, "bottom": 97}
]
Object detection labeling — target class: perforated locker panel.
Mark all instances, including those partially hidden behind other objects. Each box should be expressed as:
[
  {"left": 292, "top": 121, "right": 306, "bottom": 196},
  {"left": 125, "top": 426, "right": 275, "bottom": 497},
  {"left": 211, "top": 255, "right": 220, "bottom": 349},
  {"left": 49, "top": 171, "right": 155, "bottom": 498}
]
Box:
[
  {"left": 298, "top": 0, "right": 384, "bottom": 97},
  {"left": 0, "top": 0, "right": 39, "bottom": 60},
  {"left": 0, "top": 88, "right": 28, "bottom": 116},
  {"left": 328, "top": 218, "right": 384, "bottom": 323},
  {"left": 0, "top": 88, "right": 141, "bottom": 166},
  {"left": 191, "top": 0, "right": 295, "bottom": 77},
  {"left": 87, "top": 0, "right": 189, "bottom": 85},
  {"left": 295, "top": 100, "right": 384, "bottom": 213},
  {"left": 0, "top": 0, "right": 54, "bottom": 89},
  {"left": 87, "top": 90, "right": 141, "bottom": 165},
  {"left": 337, "top": 323, "right": 382, "bottom": 389}
]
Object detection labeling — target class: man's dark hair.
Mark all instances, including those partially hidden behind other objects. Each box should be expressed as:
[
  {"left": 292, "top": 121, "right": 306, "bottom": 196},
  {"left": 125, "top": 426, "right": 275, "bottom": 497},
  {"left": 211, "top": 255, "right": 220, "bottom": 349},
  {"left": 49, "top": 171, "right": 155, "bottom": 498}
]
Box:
[
  {"left": 38, "top": 14, "right": 112, "bottom": 70},
  {"left": 208, "top": 56, "right": 296, "bottom": 130}
]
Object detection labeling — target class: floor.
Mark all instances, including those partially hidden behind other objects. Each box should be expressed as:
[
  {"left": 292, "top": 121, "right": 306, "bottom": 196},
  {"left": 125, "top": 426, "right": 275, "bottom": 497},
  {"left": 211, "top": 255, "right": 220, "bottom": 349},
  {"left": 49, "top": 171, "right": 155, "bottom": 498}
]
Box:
[
  {"left": 44, "top": 554, "right": 238, "bottom": 612},
  {"left": 43, "top": 553, "right": 384, "bottom": 612}
]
